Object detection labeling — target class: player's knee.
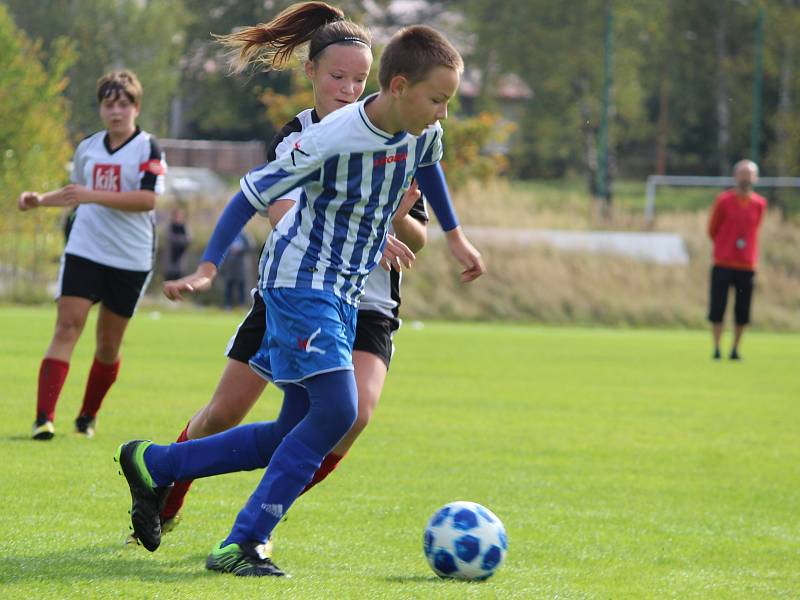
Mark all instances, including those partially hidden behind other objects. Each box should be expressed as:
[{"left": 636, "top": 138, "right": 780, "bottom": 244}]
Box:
[
  {"left": 54, "top": 316, "right": 84, "bottom": 342},
  {"left": 330, "top": 398, "right": 358, "bottom": 435},
  {"left": 95, "top": 340, "right": 120, "bottom": 363},
  {"left": 202, "top": 403, "right": 242, "bottom": 435},
  {"left": 353, "top": 396, "right": 378, "bottom": 434}
]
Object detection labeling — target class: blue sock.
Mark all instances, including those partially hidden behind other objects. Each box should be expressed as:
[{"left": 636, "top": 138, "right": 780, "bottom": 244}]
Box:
[
  {"left": 144, "top": 383, "right": 309, "bottom": 487},
  {"left": 224, "top": 369, "right": 357, "bottom": 545}
]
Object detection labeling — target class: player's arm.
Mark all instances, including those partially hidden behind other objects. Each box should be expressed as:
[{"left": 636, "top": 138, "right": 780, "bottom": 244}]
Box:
[
  {"left": 708, "top": 197, "right": 724, "bottom": 239},
  {"left": 164, "top": 191, "right": 257, "bottom": 301},
  {"left": 18, "top": 189, "right": 71, "bottom": 210},
  {"left": 391, "top": 181, "right": 427, "bottom": 252},
  {"left": 416, "top": 162, "right": 485, "bottom": 283},
  {"left": 68, "top": 139, "right": 166, "bottom": 212},
  {"left": 60, "top": 186, "right": 156, "bottom": 212}
]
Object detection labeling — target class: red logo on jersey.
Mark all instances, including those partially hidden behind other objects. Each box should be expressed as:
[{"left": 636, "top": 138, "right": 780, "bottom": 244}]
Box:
[
  {"left": 374, "top": 152, "right": 408, "bottom": 167},
  {"left": 93, "top": 164, "right": 121, "bottom": 191},
  {"left": 139, "top": 159, "right": 166, "bottom": 175}
]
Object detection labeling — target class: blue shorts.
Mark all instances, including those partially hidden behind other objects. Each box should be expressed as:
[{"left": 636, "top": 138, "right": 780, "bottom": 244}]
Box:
[{"left": 249, "top": 287, "right": 357, "bottom": 385}]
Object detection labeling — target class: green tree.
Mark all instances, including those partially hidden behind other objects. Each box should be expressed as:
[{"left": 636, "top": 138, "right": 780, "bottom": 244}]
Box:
[
  {"left": 0, "top": 5, "right": 74, "bottom": 298},
  {"left": 5, "top": 0, "right": 189, "bottom": 139}
]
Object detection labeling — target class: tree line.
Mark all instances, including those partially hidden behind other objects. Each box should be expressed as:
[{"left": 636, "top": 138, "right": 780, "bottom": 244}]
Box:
[{"left": 4, "top": 0, "right": 800, "bottom": 188}]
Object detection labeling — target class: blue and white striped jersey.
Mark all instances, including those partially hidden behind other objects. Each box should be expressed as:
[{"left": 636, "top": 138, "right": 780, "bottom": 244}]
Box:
[{"left": 240, "top": 95, "right": 443, "bottom": 305}]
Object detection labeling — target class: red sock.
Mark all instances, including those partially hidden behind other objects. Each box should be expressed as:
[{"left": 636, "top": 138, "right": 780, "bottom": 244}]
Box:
[
  {"left": 161, "top": 421, "right": 193, "bottom": 520},
  {"left": 300, "top": 452, "right": 346, "bottom": 496},
  {"left": 37, "top": 358, "right": 70, "bottom": 422},
  {"left": 78, "top": 357, "right": 120, "bottom": 418}
]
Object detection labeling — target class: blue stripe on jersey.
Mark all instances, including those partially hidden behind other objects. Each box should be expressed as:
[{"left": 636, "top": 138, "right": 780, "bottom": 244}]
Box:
[
  {"left": 295, "top": 156, "right": 340, "bottom": 288},
  {"left": 352, "top": 144, "right": 409, "bottom": 300},
  {"left": 323, "top": 153, "right": 364, "bottom": 289},
  {"left": 413, "top": 135, "right": 428, "bottom": 171},
  {"left": 244, "top": 167, "right": 321, "bottom": 211},
  {"left": 344, "top": 150, "right": 386, "bottom": 294},
  {"left": 265, "top": 193, "right": 307, "bottom": 287}
]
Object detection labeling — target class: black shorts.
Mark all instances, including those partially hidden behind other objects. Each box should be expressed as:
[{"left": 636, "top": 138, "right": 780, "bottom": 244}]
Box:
[
  {"left": 58, "top": 254, "right": 150, "bottom": 318},
  {"left": 226, "top": 291, "right": 399, "bottom": 369},
  {"left": 708, "top": 266, "right": 755, "bottom": 326}
]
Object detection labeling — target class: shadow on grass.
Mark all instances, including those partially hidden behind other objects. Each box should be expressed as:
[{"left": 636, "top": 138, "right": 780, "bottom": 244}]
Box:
[
  {"left": 384, "top": 575, "right": 441, "bottom": 583},
  {"left": 0, "top": 544, "right": 213, "bottom": 584},
  {"left": 384, "top": 574, "right": 492, "bottom": 585}
]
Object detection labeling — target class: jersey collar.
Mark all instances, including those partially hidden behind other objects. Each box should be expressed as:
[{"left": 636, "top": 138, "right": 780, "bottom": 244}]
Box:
[
  {"left": 104, "top": 126, "right": 142, "bottom": 155},
  {"left": 359, "top": 95, "right": 408, "bottom": 145}
]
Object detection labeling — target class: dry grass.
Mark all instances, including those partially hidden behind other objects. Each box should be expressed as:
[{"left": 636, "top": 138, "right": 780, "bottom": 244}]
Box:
[{"left": 401, "top": 181, "right": 800, "bottom": 330}]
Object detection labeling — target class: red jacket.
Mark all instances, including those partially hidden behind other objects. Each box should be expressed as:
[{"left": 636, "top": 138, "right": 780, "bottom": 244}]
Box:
[{"left": 708, "top": 189, "right": 767, "bottom": 271}]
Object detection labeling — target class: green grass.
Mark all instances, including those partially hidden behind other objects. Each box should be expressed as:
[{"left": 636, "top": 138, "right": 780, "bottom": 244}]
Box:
[{"left": 1, "top": 306, "right": 798, "bottom": 598}]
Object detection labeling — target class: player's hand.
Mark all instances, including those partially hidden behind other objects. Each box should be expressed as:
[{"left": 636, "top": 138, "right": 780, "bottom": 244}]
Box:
[
  {"left": 18, "top": 192, "right": 41, "bottom": 211},
  {"left": 59, "top": 184, "right": 92, "bottom": 206},
  {"left": 379, "top": 234, "right": 415, "bottom": 272},
  {"left": 445, "top": 227, "right": 485, "bottom": 283},
  {"left": 163, "top": 262, "right": 217, "bottom": 301},
  {"left": 393, "top": 180, "right": 421, "bottom": 223}
]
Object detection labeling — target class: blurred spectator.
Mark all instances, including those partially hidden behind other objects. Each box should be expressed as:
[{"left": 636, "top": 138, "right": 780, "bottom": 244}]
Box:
[
  {"left": 165, "top": 207, "right": 190, "bottom": 281},
  {"left": 220, "top": 231, "right": 252, "bottom": 309},
  {"left": 707, "top": 160, "right": 767, "bottom": 361}
]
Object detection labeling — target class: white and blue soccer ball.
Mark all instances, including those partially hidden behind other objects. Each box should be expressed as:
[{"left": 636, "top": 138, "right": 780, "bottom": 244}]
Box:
[{"left": 423, "top": 501, "right": 508, "bottom": 581}]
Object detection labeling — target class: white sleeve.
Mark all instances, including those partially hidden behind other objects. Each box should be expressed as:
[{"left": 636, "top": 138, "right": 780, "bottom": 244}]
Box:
[
  {"left": 240, "top": 132, "right": 323, "bottom": 212},
  {"left": 418, "top": 122, "right": 444, "bottom": 167}
]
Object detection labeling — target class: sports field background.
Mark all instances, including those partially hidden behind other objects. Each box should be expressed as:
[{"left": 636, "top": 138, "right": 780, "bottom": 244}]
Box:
[{"left": 0, "top": 306, "right": 798, "bottom": 598}]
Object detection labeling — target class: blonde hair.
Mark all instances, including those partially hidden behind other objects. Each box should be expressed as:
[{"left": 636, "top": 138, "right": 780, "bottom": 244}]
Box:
[{"left": 215, "top": 1, "right": 371, "bottom": 73}]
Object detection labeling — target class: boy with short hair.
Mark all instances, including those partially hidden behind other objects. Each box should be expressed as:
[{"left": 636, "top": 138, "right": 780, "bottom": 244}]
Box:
[{"left": 116, "top": 25, "right": 475, "bottom": 577}]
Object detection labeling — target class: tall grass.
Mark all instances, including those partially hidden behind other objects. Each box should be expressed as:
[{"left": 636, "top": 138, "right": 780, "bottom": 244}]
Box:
[{"left": 400, "top": 180, "right": 800, "bottom": 330}]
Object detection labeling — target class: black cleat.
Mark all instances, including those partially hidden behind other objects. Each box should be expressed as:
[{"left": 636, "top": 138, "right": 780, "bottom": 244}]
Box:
[
  {"left": 75, "top": 414, "right": 96, "bottom": 438},
  {"left": 729, "top": 348, "right": 741, "bottom": 361},
  {"left": 115, "top": 440, "right": 173, "bottom": 552},
  {"left": 32, "top": 413, "right": 55, "bottom": 440},
  {"left": 125, "top": 512, "right": 182, "bottom": 548},
  {"left": 712, "top": 348, "right": 721, "bottom": 360},
  {"left": 206, "top": 539, "right": 288, "bottom": 577}
]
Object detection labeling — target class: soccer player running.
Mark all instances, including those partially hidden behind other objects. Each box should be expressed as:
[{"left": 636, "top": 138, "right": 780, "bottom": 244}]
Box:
[
  {"left": 132, "top": 2, "right": 438, "bottom": 543},
  {"left": 18, "top": 70, "right": 166, "bottom": 440},
  {"left": 707, "top": 159, "right": 767, "bottom": 360},
  {"left": 116, "top": 21, "right": 473, "bottom": 577}
]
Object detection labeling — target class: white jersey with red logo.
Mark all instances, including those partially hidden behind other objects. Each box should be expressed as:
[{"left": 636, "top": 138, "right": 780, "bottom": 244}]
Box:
[{"left": 65, "top": 127, "right": 166, "bottom": 271}]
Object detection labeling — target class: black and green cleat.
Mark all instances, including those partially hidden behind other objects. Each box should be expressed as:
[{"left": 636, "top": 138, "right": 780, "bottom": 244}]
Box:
[
  {"left": 125, "top": 512, "right": 182, "bottom": 547},
  {"left": 206, "top": 540, "right": 287, "bottom": 577},
  {"left": 114, "top": 440, "right": 173, "bottom": 552}
]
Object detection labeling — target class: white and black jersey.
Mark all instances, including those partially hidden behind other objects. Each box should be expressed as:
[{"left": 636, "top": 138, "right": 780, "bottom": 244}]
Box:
[{"left": 65, "top": 127, "right": 166, "bottom": 271}]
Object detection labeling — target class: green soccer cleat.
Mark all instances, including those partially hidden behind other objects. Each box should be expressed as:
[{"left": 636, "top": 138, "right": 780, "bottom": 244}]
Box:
[
  {"left": 32, "top": 415, "right": 55, "bottom": 441},
  {"left": 206, "top": 540, "right": 287, "bottom": 577},
  {"left": 115, "top": 440, "right": 173, "bottom": 552}
]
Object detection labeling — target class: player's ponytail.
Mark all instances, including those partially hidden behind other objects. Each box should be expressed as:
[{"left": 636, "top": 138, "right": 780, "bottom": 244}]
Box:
[{"left": 216, "top": 1, "right": 371, "bottom": 73}]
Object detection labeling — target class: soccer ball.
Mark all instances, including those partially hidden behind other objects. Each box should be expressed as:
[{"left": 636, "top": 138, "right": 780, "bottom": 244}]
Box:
[{"left": 423, "top": 501, "right": 508, "bottom": 581}]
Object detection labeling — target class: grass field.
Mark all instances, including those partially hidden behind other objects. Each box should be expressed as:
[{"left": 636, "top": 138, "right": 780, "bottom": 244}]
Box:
[{"left": 1, "top": 306, "right": 798, "bottom": 598}]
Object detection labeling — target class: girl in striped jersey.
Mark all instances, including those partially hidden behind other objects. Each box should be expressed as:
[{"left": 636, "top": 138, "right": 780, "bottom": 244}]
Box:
[
  {"left": 116, "top": 4, "right": 480, "bottom": 577},
  {"left": 18, "top": 70, "right": 166, "bottom": 441}
]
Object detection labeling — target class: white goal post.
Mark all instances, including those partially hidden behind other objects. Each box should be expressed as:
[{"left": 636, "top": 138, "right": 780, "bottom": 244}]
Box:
[{"left": 644, "top": 175, "right": 800, "bottom": 221}]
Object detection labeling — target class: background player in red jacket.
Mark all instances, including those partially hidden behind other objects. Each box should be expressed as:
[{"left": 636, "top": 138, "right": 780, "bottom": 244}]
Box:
[{"left": 707, "top": 160, "right": 767, "bottom": 360}]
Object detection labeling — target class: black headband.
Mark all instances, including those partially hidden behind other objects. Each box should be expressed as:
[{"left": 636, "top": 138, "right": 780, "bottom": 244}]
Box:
[{"left": 308, "top": 36, "right": 370, "bottom": 60}]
